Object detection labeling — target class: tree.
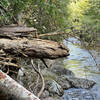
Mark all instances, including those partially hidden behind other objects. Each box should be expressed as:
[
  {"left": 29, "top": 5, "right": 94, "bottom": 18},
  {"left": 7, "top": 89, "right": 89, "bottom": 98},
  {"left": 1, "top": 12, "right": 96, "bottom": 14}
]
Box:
[
  {"left": 0, "top": 0, "right": 69, "bottom": 33},
  {"left": 67, "top": 0, "right": 100, "bottom": 45}
]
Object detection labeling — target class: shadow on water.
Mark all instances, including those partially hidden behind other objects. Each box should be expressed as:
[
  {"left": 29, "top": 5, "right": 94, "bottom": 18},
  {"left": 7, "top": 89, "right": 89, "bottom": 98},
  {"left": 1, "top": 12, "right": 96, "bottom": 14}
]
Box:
[{"left": 63, "top": 37, "right": 100, "bottom": 100}]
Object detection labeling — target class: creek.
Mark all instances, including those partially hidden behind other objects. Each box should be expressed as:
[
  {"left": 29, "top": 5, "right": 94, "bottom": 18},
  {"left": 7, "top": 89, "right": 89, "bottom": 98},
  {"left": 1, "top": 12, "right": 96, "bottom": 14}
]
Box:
[
  {"left": 17, "top": 37, "right": 100, "bottom": 100},
  {"left": 63, "top": 37, "right": 100, "bottom": 100}
]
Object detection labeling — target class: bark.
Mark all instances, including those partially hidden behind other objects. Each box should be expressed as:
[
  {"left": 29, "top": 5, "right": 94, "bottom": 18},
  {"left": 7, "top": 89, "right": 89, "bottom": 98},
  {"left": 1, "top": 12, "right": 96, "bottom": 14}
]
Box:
[
  {"left": 0, "top": 26, "right": 37, "bottom": 39},
  {"left": 0, "top": 38, "right": 69, "bottom": 59},
  {"left": 0, "top": 70, "right": 40, "bottom": 100},
  {"left": 0, "top": 26, "right": 37, "bottom": 33}
]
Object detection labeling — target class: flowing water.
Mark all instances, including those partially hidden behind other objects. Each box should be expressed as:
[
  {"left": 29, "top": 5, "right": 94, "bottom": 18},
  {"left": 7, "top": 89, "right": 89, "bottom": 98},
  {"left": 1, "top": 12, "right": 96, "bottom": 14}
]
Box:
[
  {"left": 17, "top": 37, "right": 100, "bottom": 100},
  {"left": 63, "top": 37, "right": 100, "bottom": 100}
]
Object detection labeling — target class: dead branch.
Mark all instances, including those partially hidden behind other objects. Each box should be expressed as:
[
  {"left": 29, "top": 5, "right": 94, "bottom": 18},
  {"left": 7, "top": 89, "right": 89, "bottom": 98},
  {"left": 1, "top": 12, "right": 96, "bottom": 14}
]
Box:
[
  {"left": 39, "top": 31, "right": 66, "bottom": 37},
  {"left": 0, "top": 57, "right": 12, "bottom": 61},
  {"left": 40, "top": 58, "right": 48, "bottom": 68},
  {"left": 31, "top": 59, "right": 45, "bottom": 98},
  {"left": 0, "top": 61, "right": 19, "bottom": 68}
]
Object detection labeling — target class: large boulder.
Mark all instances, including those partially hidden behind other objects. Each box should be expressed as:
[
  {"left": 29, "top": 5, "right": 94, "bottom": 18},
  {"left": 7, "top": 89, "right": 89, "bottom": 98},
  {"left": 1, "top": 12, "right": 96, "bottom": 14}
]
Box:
[
  {"left": 63, "top": 88, "right": 96, "bottom": 100},
  {"left": 57, "top": 76, "right": 71, "bottom": 89},
  {"left": 66, "top": 76, "right": 96, "bottom": 89},
  {"left": 50, "top": 66, "right": 75, "bottom": 76},
  {"left": 41, "top": 97, "right": 63, "bottom": 100},
  {"left": 45, "top": 80, "right": 64, "bottom": 96}
]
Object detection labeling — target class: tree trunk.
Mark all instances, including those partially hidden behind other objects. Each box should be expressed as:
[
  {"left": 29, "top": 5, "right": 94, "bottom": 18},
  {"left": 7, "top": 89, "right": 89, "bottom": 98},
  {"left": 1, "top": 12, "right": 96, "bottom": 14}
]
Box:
[
  {"left": 0, "top": 38, "right": 69, "bottom": 59},
  {"left": 0, "top": 70, "right": 40, "bottom": 100}
]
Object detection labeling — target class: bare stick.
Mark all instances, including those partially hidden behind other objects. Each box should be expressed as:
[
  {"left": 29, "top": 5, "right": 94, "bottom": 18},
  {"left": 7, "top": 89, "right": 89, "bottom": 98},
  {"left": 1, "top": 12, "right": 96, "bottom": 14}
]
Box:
[
  {"left": 40, "top": 58, "right": 48, "bottom": 68},
  {"left": 31, "top": 59, "right": 45, "bottom": 98}
]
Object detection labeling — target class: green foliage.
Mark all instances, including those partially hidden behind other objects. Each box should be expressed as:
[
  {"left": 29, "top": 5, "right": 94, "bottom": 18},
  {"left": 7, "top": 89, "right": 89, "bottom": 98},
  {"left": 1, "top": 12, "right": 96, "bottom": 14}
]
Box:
[
  {"left": 81, "top": 0, "right": 100, "bottom": 44},
  {"left": 67, "top": 0, "right": 100, "bottom": 45},
  {"left": 67, "top": 0, "right": 89, "bottom": 29},
  {"left": 23, "top": 0, "right": 69, "bottom": 33},
  {"left": 0, "top": 0, "right": 69, "bottom": 33},
  {"left": 0, "top": 0, "right": 28, "bottom": 25}
]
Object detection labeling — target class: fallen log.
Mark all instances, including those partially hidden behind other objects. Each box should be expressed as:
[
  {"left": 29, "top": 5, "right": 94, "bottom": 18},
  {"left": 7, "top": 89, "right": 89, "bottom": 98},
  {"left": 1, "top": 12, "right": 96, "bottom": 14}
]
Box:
[
  {"left": 0, "top": 70, "right": 40, "bottom": 100},
  {"left": 0, "top": 26, "right": 37, "bottom": 33},
  {"left": 0, "top": 38, "right": 69, "bottom": 59},
  {"left": 0, "top": 26, "right": 37, "bottom": 39}
]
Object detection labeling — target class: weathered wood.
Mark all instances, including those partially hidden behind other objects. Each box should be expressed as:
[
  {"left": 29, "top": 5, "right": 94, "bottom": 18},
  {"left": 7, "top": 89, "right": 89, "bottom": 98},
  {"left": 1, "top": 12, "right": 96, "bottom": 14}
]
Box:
[
  {"left": 0, "top": 61, "right": 19, "bottom": 68},
  {"left": 0, "top": 70, "right": 40, "bottom": 100},
  {"left": 0, "top": 49, "right": 6, "bottom": 57},
  {"left": 39, "top": 31, "right": 66, "bottom": 37},
  {"left": 0, "top": 38, "right": 69, "bottom": 59},
  {"left": 0, "top": 26, "right": 38, "bottom": 39},
  {"left": 0, "top": 26, "right": 37, "bottom": 33},
  {"left": 0, "top": 32, "right": 32, "bottom": 39},
  {"left": 0, "top": 57, "right": 13, "bottom": 61}
]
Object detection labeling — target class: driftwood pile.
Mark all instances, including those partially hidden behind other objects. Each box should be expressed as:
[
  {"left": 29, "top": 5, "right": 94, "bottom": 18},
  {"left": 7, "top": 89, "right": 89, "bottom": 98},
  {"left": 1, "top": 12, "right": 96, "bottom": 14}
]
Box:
[
  {"left": 0, "top": 26, "right": 69, "bottom": 59},
  {"left": 0, "top": 26, "right": 69, "bottom": 100}
]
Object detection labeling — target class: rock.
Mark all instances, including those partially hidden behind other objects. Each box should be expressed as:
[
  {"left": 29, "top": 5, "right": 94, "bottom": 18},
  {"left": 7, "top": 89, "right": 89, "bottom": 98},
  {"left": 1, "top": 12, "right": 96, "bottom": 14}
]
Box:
[
  {"left": 41, "top": 65, "right": 96, "bottom": 100},
  {"left": 41, "top": 90, "right": 49, "bottom": 98},
  {"left": 57, "top": 76, "right": 71, "bottom": 89},
  {"left": 51, "top": 66, "right": 75, "bottom": 76},
  {"left": 18, "top": 69, "right": 24, "bottom": 76},
  {"left": 66, "top": 76, "right": 96, "bottom": 89},
  {"left": 45, "top": 80, "right": 64, "bottom": 96},
  {"left": 41, "top": 68, "right": 57, "bottom": 80},
  {"left": 63, "top": 88, "right": 96, "bottom": 100},
  {"left": 41, "top": 97, "right": 63, "bottom": 100}
]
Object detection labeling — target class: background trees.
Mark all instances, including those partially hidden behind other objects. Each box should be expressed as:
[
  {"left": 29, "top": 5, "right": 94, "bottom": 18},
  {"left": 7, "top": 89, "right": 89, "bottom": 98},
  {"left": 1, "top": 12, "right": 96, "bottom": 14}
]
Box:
[
  {"left": 0, "top": 0, "right": 99, "bottom": 45},
  {"left": 0, "top": 0, "right": 69, "bottom": 33},
  {"left": 67, "top": 0, "right": 100, "bottom": 46}
]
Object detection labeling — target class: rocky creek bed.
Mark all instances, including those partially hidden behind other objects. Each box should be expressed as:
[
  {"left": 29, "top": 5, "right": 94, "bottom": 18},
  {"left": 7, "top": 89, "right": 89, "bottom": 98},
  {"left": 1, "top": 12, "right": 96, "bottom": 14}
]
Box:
[
  {"left": 17, "top": 37, "right": 100, "bottom": 100},
  {"left": 17, "top": 58, "right": 96, "bottom": 100},
  {"left": 1, "top": 37, "right": 99, "bottom": 100}
]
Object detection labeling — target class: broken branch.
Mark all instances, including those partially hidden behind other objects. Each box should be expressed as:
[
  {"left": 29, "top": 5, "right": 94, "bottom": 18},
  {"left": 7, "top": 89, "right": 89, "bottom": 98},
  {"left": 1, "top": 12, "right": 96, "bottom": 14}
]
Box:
[{"left": 31, "top": 60, "right": 45, "bottom": 98}]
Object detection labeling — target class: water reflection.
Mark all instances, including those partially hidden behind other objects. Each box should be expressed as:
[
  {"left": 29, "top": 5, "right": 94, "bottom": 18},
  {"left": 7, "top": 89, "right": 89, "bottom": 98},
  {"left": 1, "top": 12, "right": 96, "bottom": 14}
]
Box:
[
  {"left": 63, "top": 37, "right": 100, "bottom": 100},
  {"left": 63, "top": 37, "right": 100, "bottom": 79}
]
